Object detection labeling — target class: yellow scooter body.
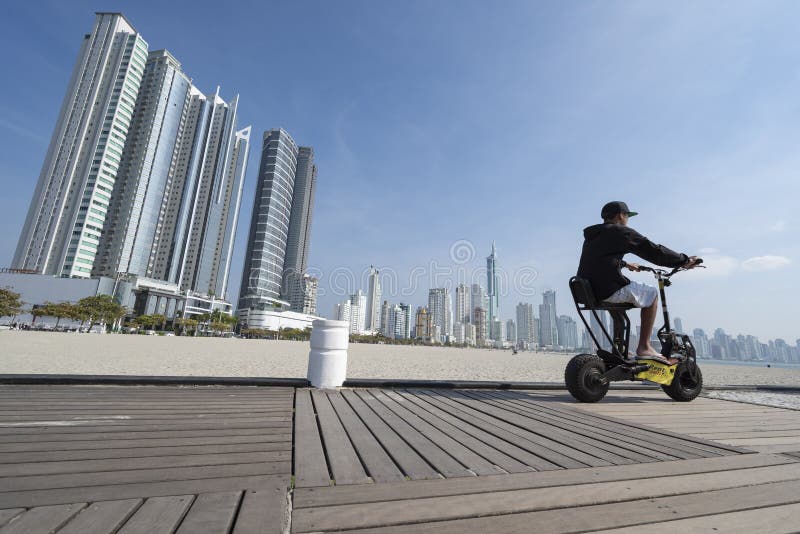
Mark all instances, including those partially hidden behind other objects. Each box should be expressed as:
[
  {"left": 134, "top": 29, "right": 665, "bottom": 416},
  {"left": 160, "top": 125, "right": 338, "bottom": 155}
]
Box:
[{"left": 635, "top": 359, "right": 678, "bottom": 385}]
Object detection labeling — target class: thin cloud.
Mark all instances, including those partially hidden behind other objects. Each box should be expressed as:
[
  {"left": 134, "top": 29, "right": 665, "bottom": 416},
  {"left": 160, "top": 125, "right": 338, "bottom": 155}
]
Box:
[
  {"left": 769, "top": 221, "right": 786, "bottom": 232},
  {"left": 742, "top": 255, "right": 791, "bottom": 271}
]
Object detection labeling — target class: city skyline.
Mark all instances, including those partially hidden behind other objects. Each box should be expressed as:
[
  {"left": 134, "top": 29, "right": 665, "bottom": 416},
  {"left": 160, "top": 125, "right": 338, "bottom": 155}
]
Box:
[{"left": 1, "top": 3, "right": 798, "bottom": 341}]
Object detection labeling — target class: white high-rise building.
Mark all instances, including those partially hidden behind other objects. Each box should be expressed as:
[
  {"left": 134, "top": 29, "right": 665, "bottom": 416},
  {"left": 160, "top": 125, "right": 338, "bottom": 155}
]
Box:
[
  {"left": 455, "top": 283, "right": 471, "bottom": 325},
  {"left": 14, "top": 13, "right": 148, "bottom": 277},
  {"left": 365, "top": 267, "right": 382, "bottom": 333},
  {"left": 348, "top": 290, "right": 367, "bottom": 334},
  {"left": 334, "top": 301, "right": 351, "bottom": 324},
  {"left": 506, "top": 319, "right": 516, "bottom": 343},
  {"left": 428, "top": 288, "right": 452, "bottom": 343},
  {"left": 539, "top": 290, "right": 558, "bottom": 347},
  {"left": 516, "top": 302, "right": 536, "bottom": 347},
  {"left": 470, "top": 284, "right": 487, "bottom": 324}
]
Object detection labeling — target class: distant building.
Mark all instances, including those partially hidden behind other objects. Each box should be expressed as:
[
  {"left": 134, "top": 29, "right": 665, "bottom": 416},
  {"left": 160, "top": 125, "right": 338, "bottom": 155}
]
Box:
[
  {"left": 455, "top": 283, "right": 471, "bottom": 325},
  {"left": 428, "top": 288, "right": 452, "bottom": 343},
  {"left": 470, "top": 283, "right": 487, "bottom": 324},
  {"left": 556, "top": 315, "right": 579, "bottom": 349},
  {"left": 349, "top": 290, "right": 367, "bottom": 334},
  {"left": 486, "top": 243, "right": 500, "bottom": 338},
  {"left": 474, "top": 306, "right": 488, "bottom": 347},
  {"left": 674, "top": 317, "right": 684, "bottom": 335},
  {"left": 516, "top": 302, "right": 536, "bottom": 348},
  {"left": 539, "top": 290, "right": 558, "bottom": 347},
  {"left": 414, "top": 306, "right": 432, "bottom": 341},
  {"left": 365, "top": 267, "right": 382, "bottom": 333},
  {"left": 506, "top": 319, "right": 516, "bottom": 343}
]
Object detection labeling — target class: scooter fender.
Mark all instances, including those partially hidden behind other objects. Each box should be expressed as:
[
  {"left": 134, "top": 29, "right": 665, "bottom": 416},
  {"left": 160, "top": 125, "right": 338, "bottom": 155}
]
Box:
[{"left": 635, "top": 359, "right": 678, "bottom": 385}]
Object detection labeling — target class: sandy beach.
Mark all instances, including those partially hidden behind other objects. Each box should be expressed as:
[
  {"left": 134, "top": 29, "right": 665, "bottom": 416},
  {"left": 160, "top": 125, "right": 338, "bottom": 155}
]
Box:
[{"left": 2, "top": 330, "right": 799, "bottom": 387}]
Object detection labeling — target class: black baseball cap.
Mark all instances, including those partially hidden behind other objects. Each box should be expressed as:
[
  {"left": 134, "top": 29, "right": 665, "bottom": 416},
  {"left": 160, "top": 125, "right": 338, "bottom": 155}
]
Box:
[{"left": 601, "top": 201, "right": 638, "bottom": 219}]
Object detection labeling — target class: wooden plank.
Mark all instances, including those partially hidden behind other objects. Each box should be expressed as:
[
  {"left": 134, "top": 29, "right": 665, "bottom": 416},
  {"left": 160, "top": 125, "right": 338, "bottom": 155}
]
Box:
[
  {"left": 0, "top": 427, "right": 289, "bottom": 445},
  {"left": 340, "top": 390, "right": 440, "bottom": 480},
  {"left": 293, "top": 452, "right": 796, "bottom": 509},
  {"left": 490, "top": 390, "right": 741, "bottom": 457},
  {"left": 291, "top": 463, "right": 800, "bottom": 532},
  {"left": 116, "top": 495, "right": 193, "bottom": 534},
  {"left": 175, "top": 492, "right": 241, "bottom": 534},
  {"left": 326, "top": 392, "right": 405, "bottom": 483},
  {"left": 0, "top": 434, "right": 291, "bottom": 454},
  {"left": 595, "top": 501, "right": 800, "bottom": 533},
  {"left": 0, "top": 416, "right": 291, "bottom": 430},
  {"left": 425, "top": 390, "right": 602, "bottom": 468},
  {"left": 474, "top": 391, "right": 716, "bottom": 460},
  {"left": 0, "top": 509, "right": 24, "bottom": 528},
  {"left": 57, "top": 499, "right": 142, "bottom": 534},
  {"left": 310, "top": 390, "right": 369, "bottom": 485},
  {"left": 0, "top": 462, "right": 289, "bottom": 493},
  {"left": 0, "top": 412, "right": 292, "bottom": 423},
  {"left": 0, "top": 451, "right": 289, "bottom": 477},
  {"left": 404, "top": 391, "right": 560, "bottom": 471},
  {"left": 463, "top": 391, "right": 666, "bottom": 464},
  {"left": 0, "top": 441, "right": 290, "bottom": 464},
  {"left": 0, "top": 418, "right": 292, "bottom": 436},
  {"left": 376, "top": 390, "right": 507, "bottom": 476},
  {"left": 0, "top": 474, "right": 289, "bottom": 509},
  {"left": 339, "top": 478, "right": 800, "bottom": 533},
  {"left": 232, "top": 485, "right": 289, "bottom": 534},
  {"left": 0, "top": 503, "right": 86, "bottom": 534},
  {"left": 0, "top": 441, "right": 291, "bottom": 464},
  {"left": 293, "top": 389, "right": 331, "bottom": 488},
  {"left": 354, "top": 390, "right": 472, "bottom": 478},
  {"left": 395, "top": 391, "right": 532, "bottom": 474}
]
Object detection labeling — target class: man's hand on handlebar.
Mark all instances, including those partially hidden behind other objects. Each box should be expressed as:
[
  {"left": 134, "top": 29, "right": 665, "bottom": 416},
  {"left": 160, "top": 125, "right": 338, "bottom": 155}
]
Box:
[
  {"left": 624, "top": 262, "right": 642, "bottom": 272},
  {"left": 684, "top": 256, "right": 702, "bottom": 269}
]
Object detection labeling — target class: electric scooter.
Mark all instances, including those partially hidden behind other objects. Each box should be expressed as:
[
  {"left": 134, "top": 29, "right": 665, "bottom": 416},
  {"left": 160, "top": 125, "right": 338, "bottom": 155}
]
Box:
[{"left": 565, "top": 260, "right": 704, "bottom": 402}]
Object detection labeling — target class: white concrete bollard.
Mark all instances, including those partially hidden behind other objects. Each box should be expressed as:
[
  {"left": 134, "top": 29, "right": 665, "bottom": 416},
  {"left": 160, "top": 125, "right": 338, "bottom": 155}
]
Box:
[{"left": 307, "top": 319, "right": 349, "bottom": 388}]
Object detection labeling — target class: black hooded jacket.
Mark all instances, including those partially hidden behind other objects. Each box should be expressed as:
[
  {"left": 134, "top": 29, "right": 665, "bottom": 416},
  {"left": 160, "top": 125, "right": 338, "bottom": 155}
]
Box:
[{"left": 577, "top": 223, "right": 689, "bottom": 301}]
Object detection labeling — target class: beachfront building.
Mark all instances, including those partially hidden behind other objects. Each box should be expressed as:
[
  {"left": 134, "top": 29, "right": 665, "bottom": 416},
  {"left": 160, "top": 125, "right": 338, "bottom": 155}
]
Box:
[
  {"left": 92, "top": 48, "right": 250, "bottom": 306},
  {"left": 290, "top": 274, "right": 318, "bottom": 315},
  {"left": 516, "top": 302, "right": 536, "bottom": 348},
  {"left": 333, "top": 301, "right": 352, "bottom": 324},
  {"left": 13, "top": 13, "right": 148, "bottom": 278},
  {"left": 236, "top": 128, "right": 319, "bottom": 328},
  {"left": 474, "top": 306, "right": 488, "bottom": 347},
  {"left": 506, "top": 319, "right": 516, "bottom": 343},
  {"left": 470, "top": 283, "right": 487, "bottom": 324},
  {"left": 428, "top": 288, "right": 452, "bottom": 343},
  {"left": 539, "top": 289, "right": 558, "bottom": 347},
  {"left": 414, "top": 306, "right": 432, "bottom": 341},
  {"left": 455, "top": 283, "right": 471, "bottom": 325},
  {"left": 348, "top": 290, "right": 367, "bottom": 334},
  {"left": 486, "top": 242, "right": 500, "bottom": 339},
  {"left": 282, "top": 146, "right": 317, "bottom": 311},
  {"left": 365, "top": 267, "right": 382, "bottom": 333},
  {"left": 93, "top": 49, "right": 191, "bottom": 281},
  {"left": 557, "top": 315, "right": 579, "bottom": 350}
]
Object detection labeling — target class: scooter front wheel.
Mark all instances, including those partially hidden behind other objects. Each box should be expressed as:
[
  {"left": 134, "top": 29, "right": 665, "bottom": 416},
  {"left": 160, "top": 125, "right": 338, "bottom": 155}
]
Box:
[
  {"left": 662, "top": 360, "right": 703, "bottom": 401},
  {"left": 565, "top": 353, "right": 609, "bottom": 402}
]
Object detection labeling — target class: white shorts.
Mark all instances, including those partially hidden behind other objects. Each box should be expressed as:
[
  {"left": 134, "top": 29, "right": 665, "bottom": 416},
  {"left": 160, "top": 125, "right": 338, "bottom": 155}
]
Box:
[{"left": 602, "top": 281, "right": 658, "bottom": 308}]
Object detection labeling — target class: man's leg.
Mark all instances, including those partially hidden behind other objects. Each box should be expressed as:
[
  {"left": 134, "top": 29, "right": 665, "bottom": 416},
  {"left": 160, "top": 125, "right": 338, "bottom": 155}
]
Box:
[{"left": 636, "top": 294, "right": 661, "bottom": 357}]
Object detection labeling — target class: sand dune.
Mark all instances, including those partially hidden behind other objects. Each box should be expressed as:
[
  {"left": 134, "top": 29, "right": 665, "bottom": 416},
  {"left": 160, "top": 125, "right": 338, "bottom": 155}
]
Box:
[{"left": 2, "top": 331, "right": 798, "bottom": 387}]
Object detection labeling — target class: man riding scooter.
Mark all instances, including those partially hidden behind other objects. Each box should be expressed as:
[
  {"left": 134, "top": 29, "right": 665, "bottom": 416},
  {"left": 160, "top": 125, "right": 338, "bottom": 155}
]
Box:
[{"left": 577, "top": 201, "right": 701, "bottom": 363}]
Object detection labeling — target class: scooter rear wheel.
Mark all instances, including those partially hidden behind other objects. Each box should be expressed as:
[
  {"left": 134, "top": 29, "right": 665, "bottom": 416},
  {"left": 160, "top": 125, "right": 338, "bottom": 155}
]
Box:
[
  {"left": 662, "top": 360, "right": 703, "bottom": 402},
  {"left": 565, "top": 353, "right": 609, "bottom": 402}
]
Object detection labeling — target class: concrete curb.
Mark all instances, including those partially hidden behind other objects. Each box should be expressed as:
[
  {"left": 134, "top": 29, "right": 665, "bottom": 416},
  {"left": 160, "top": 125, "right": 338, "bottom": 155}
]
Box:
[{"left": 0, "top": 374, "right": 798, "bottom": 392}]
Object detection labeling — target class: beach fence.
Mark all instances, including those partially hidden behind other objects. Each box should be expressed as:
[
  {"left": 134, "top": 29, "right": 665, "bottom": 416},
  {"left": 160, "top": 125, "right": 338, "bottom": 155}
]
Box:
[{"left": 307, "top": 319, "right": 349, "bottom": 388}]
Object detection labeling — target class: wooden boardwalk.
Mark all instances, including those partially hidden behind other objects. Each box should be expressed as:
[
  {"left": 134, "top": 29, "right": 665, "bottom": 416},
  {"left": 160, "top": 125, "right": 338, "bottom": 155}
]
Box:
[
  {"left": 2, "top": 385, "right": 800, "bottom": 532},
  {"left": 0, "top": 385, "right": 292, "bottom": 533},
  {"left": 293, "top": 388, "right": 800, "bottom": 533}
]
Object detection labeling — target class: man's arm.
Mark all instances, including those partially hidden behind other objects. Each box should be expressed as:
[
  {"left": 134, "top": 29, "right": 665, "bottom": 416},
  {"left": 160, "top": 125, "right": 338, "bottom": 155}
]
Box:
[{"left": 624, "top": 227, "right": 689, "bottom": 268}]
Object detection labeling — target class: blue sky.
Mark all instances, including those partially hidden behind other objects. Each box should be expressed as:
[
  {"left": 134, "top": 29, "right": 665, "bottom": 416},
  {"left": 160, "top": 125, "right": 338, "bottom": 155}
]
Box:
[{"left": 1, "top": 1, "right": 798, "bottom": 341}]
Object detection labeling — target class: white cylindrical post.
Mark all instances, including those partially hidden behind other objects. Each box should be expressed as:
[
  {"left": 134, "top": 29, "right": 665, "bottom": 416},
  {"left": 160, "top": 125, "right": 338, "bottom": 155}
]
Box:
[{"left": 307, "top": 319, "right": 349, "bottom": 388}]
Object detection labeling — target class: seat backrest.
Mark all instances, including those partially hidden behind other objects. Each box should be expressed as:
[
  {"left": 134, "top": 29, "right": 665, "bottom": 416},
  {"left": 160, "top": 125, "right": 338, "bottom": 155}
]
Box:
[{"left": 569, "top": 276, "right": 598, "bottom": 308}]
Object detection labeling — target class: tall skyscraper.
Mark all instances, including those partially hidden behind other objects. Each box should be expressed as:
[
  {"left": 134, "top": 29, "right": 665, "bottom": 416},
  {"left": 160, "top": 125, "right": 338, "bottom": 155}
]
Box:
[
  {"left": 365, "top": 267, "right": 382, "bottom": 333},
  {"left": 93, "top": 49, "right": 190, "bottom": 281},
  {"left": 428, "top": 288, "right": 452, "bottom": 342},
  {"left": 516, "top": 302, "right": 535, "bottom": 347},
  {"left": 474, "top": 306, "right": 488, "bottom": 347},
  {"left": 674, "top": 317, "right": 684, "bottom": 335},
  {"left": 506, "top": 319, "right": 516, "bottom": 343},
  {"left": 349, "top": 290, "right": 367, "bottom": 334},
  {"left": 486, "top": 242, "right": 499, "bottom": 338},
  {"left": 556, "top": 315, "right": 579, "bottom": 349},
  {"left": 238, "top": 129, "right": 317, "bottom": 314},
  {"left": 14, "top": 13, "right": 148, "bottom": 277},
  {"left": 539, "top": 290, "right": 558, "bottom": 347},
  {"left": 470, "top": 283, "right": 487, "bottom": 324},
  {"left": 414, "top": 306, "right": 432, "bottom": 341},
  {"left": 282, "top": 146, "right": 317, "bottom": 308},
  {"left": 455, "top": 283, "right": 471, "bottom": 324}
]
